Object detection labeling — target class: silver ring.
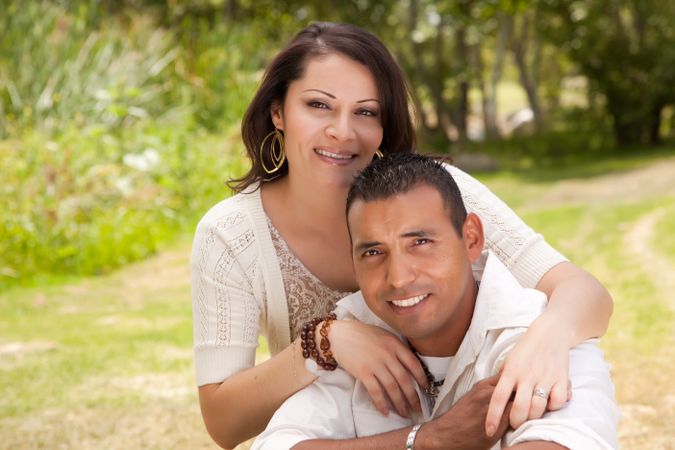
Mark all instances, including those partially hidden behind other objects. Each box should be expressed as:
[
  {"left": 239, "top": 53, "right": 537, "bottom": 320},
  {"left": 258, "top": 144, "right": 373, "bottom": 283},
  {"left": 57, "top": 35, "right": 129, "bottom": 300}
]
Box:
[{"left": 533, "top": 387, "right": 549, "bottom": 399}]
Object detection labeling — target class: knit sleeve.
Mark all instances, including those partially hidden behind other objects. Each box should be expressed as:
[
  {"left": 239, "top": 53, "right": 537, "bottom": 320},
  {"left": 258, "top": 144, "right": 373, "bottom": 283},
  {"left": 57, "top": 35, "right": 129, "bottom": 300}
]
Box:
[
  {"left": 190, "top": 199, "right": 265, "bottom": 386},
  {"left": 446, "top": 164, "right": 567, "bottom": 288}
]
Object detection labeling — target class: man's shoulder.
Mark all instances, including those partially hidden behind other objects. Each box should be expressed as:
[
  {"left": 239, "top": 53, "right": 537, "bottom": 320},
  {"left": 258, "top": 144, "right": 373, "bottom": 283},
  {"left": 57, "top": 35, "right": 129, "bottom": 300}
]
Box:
[{"left": 477, "top": 253, "right": 547, "bottom": 331}]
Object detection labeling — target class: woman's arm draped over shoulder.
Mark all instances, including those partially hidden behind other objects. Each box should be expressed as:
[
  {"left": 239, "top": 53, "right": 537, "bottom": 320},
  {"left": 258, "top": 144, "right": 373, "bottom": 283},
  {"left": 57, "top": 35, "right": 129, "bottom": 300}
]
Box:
[
  {"left": 191, "top": 204, "right": 315, "bottom": 449},
  {"left": 446, "top": 164, "right": 568, "bottom": 288},
  {"left": 445, "top": 164, "right": 613, "bottom": 434}
]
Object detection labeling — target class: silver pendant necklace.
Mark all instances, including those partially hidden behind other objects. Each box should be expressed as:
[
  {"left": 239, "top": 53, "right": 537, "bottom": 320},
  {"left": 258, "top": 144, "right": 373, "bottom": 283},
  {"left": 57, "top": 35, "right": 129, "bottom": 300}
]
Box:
[{"left": 408, "top": 342, "right": 445, "bottom": 409}]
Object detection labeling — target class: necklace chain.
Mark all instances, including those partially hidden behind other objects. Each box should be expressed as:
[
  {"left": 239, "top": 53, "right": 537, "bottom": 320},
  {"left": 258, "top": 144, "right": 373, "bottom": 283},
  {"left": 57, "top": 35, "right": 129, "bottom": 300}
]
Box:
[{"left": 408, "top": 341, "right": 445, "bottom": 408}]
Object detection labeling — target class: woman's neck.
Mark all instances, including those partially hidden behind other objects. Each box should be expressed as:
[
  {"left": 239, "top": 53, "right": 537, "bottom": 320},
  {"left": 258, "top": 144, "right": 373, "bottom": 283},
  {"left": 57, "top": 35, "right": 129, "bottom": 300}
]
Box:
[
  {"left": 263, "top": 176, "right": 348, "bottom": 236},
  {"left": 270, "top": 175, "right": 350, "bottom": 227}
]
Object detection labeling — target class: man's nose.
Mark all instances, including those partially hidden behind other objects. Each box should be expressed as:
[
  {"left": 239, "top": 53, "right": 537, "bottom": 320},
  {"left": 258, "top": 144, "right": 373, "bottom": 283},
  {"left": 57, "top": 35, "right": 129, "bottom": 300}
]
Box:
[{"left": 386, "top": 253, "right": 416, "bottom": 289}]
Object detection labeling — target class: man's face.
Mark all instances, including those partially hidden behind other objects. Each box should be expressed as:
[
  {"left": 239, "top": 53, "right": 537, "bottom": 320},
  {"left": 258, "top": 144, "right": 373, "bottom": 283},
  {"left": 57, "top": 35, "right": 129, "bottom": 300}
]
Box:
[{"left": 348, "top": 183, "right": 484, "bottom": 355}]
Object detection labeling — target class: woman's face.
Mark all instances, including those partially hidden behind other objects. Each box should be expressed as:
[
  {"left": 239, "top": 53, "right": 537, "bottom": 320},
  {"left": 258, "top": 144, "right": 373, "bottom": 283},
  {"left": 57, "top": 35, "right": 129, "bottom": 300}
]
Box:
[{"left": 271, "top": 53, "right": 383, "bottom": 190}]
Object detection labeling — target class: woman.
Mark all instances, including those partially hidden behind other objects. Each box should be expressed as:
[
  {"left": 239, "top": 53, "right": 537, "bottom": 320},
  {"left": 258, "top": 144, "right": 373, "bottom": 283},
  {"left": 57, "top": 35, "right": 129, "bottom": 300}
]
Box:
[{"left": 191, "top": 22, "right": 612, "bottom": 449}]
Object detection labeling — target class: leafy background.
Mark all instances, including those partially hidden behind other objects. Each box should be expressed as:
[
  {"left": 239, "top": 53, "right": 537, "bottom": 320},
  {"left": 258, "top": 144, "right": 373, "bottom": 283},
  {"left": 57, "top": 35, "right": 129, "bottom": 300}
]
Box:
[{"left": 1, "top": 1, "right": 674, "bottom": 449}]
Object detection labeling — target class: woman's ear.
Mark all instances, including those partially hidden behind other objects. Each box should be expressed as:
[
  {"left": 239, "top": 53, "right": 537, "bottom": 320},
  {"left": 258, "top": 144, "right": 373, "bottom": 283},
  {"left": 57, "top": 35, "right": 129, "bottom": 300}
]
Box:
[
  {"left": 462, "top": 213, "right": 485, "bottom": 262},
  {"left": 270, "top": 102, "right": 284, "bottom": 130}
]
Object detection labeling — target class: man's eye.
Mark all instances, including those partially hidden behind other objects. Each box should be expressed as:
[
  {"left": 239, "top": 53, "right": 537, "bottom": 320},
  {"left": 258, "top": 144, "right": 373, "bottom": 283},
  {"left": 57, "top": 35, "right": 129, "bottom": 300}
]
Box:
[
  {"left": 413, "top": 238, "right": 430, "bottom": 246},
  {"left": 363, "top": 249, "right": 381, "bottom": 257}
]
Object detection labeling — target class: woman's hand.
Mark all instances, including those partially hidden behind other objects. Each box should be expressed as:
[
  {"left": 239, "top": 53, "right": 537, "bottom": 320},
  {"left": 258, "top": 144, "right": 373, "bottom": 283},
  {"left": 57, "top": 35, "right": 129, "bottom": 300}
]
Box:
[
  {"left": 327, "top": 319, "right": 428, "bottom": 418},
  {"left": 485, "top": 314, "right": 572, "bottom": 436}
]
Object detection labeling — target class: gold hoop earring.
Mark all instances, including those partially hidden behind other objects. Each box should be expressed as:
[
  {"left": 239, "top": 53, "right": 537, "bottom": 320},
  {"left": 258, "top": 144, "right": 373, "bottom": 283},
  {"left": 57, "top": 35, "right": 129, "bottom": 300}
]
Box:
[
  {"left": 374, "top": 149, "right": 384, "bottom": 159},
  {"left": 260, "top": 129, "right": 286, "bottom": 174}
]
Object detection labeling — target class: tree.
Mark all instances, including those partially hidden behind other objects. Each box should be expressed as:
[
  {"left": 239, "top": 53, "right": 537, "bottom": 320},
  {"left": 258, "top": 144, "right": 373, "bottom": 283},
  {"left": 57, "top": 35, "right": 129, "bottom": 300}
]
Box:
[{"left": 539, "top": 0, "right": 675, "bottom": 147}]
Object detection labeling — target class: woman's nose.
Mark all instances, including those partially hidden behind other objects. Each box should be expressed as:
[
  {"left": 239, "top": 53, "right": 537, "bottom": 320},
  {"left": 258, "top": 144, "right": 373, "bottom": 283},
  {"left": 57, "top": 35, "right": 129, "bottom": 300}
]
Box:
[{"left": 326, "top": 113, "right": 356, "bottom": 142}]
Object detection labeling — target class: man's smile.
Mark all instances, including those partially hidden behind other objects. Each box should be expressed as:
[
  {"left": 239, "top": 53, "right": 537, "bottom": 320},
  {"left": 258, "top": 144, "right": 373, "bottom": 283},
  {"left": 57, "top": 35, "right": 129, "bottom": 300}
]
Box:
[{"left": 388, "top": 293, "right": 430, "bottom": 308}]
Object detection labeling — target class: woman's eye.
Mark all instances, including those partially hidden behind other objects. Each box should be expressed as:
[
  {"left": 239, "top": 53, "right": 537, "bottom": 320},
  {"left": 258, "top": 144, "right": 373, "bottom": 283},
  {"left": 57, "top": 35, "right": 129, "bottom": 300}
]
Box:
[
  {"left": 357, "top": 109, "right": 378, "bottom": 117},
  {"left": 308, "top": 101, "right": 329, "bottom": 109}
]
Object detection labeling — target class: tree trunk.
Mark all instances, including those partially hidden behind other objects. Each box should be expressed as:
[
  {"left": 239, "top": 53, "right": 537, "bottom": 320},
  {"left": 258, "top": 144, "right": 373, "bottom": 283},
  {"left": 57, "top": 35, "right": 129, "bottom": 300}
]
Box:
[
  {"left": 483, "top": 13, "right": 511, "bottom": 139},
  {"left": 511, "top": 11, "right": 544, "bottom": 132},
  {"left": 454, "top": 15, "right": 470, "bottom": 148},
  {"left": 406, "top": 0, "right": 451, "bottom": 144},
  {"left": 608, "top": 96, "right": 662, "bottom": 147},
  {"left": 225, "top": 0, "right": 237, "bottom": 20},
  {"left": 649, "top": 104, "right": 663, "bottom": 145}
]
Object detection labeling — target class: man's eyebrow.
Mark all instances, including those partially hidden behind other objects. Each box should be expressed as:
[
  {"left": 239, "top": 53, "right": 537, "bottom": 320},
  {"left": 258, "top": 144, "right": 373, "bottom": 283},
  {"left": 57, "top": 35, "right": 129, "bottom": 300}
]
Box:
[
  {"left": 353, "top": 229, "right": 435, "bottom": 253},
  {"left": 401, "top": 229, "right": 433, "bottom": 238},
  {"left": 302, "top": 89, "right": 380, "bottom": 104}
]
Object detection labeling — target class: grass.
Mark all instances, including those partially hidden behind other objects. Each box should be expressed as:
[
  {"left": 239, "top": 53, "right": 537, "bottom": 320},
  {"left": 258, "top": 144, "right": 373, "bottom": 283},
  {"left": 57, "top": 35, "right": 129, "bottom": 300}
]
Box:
[{"left": 2, "top": 154, "right": 675, "bottom": 449}]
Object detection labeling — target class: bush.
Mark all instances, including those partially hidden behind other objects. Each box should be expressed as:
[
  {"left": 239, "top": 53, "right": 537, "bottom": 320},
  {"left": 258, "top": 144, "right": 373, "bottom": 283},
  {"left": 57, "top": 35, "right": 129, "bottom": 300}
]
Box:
[
  {"left": 0, "top": 1, "right": 261, "bottom": 290},
  {"left": 0, "top": 123, "right": 248, "bottom": 289}
]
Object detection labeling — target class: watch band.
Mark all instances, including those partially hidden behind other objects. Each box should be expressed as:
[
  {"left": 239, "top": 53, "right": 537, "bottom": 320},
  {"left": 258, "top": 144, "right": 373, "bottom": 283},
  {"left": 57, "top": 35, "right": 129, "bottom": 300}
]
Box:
[{"left": 405, "top": 423, "right": 423, "bottom": 450}]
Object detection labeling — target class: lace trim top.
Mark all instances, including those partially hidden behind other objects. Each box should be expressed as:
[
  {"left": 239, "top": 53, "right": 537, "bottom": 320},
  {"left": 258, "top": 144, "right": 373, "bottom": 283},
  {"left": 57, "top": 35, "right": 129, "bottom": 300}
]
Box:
[{"left": 267, "top": 217, "right": 354, "bottom": 341}]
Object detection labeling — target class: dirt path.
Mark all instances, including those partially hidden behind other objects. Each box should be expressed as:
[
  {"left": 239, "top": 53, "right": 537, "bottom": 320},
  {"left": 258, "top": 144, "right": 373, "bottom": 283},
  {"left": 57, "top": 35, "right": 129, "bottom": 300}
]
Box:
[
  {"left": 525, "top": 156, "right": 675, "bottom": 208},
  {"left": 624, "top": 207, "right": 675, "bottom": 301}
]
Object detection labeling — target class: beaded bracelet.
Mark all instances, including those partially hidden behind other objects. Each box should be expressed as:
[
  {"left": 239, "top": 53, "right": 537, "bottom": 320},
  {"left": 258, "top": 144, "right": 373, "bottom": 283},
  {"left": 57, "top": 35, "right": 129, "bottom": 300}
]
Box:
[
  {"left": 300, "top": 313, "right": 338, "bottom": 371},
  {"left": 319, "top": 313, "right": 338, "bottom": 369}
]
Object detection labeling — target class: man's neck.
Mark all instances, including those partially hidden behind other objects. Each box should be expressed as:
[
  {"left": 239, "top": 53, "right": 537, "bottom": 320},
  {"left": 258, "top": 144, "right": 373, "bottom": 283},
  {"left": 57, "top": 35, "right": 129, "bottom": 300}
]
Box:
[{"left": 409, "top": 280, "right": 479, "bottom": 358}]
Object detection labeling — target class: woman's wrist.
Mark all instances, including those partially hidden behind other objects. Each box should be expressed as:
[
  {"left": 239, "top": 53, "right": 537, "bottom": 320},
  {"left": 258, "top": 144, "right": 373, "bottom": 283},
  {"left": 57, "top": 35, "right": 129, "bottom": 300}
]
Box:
[{"left": 292, "top": 337, "right": 317, "bottom": 388}]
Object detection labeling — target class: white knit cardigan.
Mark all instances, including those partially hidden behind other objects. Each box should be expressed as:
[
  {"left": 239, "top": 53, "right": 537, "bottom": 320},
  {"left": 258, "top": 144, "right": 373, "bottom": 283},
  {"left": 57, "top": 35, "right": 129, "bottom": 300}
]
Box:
[{"left": 190, "top": 164, "right": 567, "bottom": 386}]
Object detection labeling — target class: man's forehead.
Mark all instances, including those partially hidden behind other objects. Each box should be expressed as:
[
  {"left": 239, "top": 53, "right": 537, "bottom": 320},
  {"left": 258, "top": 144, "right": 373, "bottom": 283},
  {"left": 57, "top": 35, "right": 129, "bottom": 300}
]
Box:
[{"left": 348, "top": 189, "right": 450, "bottom": 235}]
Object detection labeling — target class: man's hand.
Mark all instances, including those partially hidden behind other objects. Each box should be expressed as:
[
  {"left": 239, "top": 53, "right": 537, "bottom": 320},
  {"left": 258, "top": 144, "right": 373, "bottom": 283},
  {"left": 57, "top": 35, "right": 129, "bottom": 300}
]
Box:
[{"left": 418, "top": 373, "right": 512, "bottom": 450}]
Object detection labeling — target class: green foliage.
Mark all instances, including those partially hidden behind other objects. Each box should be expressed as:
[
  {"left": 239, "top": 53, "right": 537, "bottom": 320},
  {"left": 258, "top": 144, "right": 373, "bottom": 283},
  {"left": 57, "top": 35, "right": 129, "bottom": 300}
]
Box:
[
  {"left": 0, "top": 1, "right": 257, "bottom": 289},
  {"left": 2, "top": 0, "right": 674, "bottom": 289},
  {"left": 538, "top": 0, "right": 675, "bottom": 146},
  {"left": 0, "top": 124, "right": 248, "bottom": 290}
]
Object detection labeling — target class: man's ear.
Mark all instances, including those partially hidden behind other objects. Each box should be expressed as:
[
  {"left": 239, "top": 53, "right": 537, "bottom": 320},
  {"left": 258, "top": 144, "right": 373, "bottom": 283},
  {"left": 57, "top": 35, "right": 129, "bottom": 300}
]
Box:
[
  {"left": 270, "top": 102, "right": 284, "bottom": 130},
  {"left": 462, "top": 213, "right": 484, "bottom": 262}
]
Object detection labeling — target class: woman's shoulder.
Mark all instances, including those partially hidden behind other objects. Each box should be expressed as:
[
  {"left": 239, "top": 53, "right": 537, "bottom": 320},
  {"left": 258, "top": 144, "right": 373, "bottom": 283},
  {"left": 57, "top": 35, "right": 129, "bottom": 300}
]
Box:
[
  {"left": 191, "top": 188, "right": 265, "bottom": 271},
  {"left": 196, "top": 187, "right": 263, "bottom": 233},
  {"left": 442, "top": 162, "right": 473, "bottom": 183}
]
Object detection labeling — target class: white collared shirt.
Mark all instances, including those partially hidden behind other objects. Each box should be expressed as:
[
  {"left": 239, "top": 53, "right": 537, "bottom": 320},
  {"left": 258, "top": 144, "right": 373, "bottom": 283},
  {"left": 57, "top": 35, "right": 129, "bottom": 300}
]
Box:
[{"left": 253, "top": 252, "right": 619, "bottom": 450}]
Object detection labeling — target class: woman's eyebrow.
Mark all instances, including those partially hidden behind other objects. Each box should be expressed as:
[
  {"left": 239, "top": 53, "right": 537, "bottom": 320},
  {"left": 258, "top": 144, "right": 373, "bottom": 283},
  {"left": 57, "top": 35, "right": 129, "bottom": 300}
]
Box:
[
  {"left": 302, "top": 89, "right": 380, "bottom": 104},
  {"left": 302, "top": 88, "right": 335, "bottom": 98}
]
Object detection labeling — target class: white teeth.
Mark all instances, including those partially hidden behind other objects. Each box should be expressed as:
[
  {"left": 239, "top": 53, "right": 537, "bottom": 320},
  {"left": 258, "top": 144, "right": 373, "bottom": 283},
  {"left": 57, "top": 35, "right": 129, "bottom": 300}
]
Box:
[
  {"left": 316, "top": 149, "right": 354, "bottom": 160},
  {"left": 391, "top": 294, "right": 428, "bottom": 308}
]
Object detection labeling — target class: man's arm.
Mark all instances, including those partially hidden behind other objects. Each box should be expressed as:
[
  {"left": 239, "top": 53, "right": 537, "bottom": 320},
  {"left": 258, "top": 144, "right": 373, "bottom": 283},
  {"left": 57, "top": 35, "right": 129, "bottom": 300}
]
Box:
[
  {"left": 293, "top": 374, "right": 512, "bottom": 450},
  {"left": 506, "top": 443, "right": 566, "bottom": 449},
  {"left": 292, "top": 428, "right": 412, "bottom": 450},
  {"left": 251, "top": 369, "right": 358, "bottom": 450}
]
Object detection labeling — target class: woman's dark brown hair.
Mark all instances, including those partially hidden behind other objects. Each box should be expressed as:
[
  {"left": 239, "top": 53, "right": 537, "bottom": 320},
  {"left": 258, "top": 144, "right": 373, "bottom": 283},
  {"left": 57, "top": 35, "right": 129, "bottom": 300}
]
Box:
[{"left": 230, "top": 22, "right": 416, "bottom": 192}]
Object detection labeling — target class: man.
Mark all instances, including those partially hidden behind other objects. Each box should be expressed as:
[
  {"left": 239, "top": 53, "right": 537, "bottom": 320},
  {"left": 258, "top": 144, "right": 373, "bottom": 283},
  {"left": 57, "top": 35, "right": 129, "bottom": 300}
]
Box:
[{"left": 253, "top": 154, "right": 619, "bottom": 449}]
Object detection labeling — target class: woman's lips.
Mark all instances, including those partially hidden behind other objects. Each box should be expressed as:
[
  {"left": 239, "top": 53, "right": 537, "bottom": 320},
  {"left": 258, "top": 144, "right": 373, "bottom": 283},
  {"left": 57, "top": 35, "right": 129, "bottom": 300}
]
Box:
[{"left": 314, "top": 148, "right": 357, "bottom": 163}]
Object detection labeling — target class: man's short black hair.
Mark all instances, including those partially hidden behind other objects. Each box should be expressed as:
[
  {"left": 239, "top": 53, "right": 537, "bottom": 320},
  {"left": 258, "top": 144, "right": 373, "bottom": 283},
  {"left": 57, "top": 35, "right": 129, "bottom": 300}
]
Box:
[{"left": 346, "top": 153, "right": 467, "bottom": 235}]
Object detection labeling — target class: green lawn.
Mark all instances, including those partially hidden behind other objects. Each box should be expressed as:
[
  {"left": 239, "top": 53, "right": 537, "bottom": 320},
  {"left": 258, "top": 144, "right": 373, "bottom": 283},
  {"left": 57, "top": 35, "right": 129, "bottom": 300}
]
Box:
[{"left": 2, "top": 153, "right": 674, "bottom": 449}]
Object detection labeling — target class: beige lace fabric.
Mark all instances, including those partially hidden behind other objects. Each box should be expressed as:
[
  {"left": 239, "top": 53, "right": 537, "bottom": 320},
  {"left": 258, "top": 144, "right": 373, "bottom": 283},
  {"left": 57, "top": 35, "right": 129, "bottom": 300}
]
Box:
[{"left": 267, "top": 217, "right": 353, "bottom": 341}]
